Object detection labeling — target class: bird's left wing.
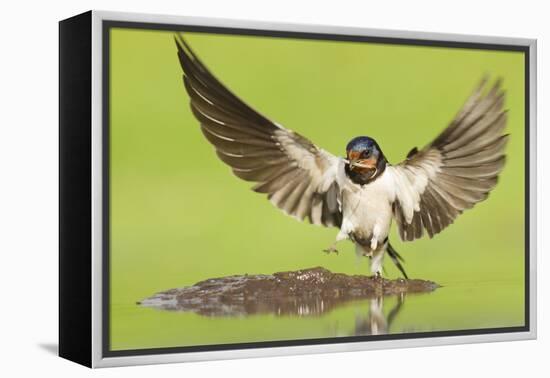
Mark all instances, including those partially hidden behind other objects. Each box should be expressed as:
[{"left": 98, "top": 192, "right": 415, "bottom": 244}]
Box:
[
  {"left": 386, "top": 78, "right": 508, "bottom": 241},
  {"left": 175, "top": 35, "right": 344, "bottom": 228}
]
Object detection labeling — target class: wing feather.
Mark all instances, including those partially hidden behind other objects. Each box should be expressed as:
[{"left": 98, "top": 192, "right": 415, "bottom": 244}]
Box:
[
  {"left": 388, "top": 78, "right": 508, "bottom": 241},
  {"left": 176, "top": 35, "right": 344, "bottom": 227}
]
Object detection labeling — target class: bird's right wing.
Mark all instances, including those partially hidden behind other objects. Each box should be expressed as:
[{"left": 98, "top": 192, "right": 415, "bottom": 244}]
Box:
[{"left": 175, "top": 35, "right": 345, "bottom": 227}]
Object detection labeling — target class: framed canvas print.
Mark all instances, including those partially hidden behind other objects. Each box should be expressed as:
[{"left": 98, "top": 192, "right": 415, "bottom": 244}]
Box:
[{"left": 59, "top": 10, "right": 537, "bottom": 368}]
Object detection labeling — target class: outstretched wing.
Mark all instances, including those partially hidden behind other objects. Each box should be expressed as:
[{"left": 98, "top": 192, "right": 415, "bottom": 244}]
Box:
[
  {"left": 387, "top": 78, "right": 508, "bottom": 241},
  {"left": 175, "top": 35, "right": 344, "bottom": 227}
]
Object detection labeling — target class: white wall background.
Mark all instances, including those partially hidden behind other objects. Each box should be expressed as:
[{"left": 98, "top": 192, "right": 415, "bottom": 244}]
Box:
[{"left": 0, "top": 0, "right": 546, "bottom": 376}]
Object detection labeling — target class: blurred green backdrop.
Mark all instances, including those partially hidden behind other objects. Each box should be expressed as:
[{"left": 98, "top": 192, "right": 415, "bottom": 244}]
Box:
[{"left": 109, "top": 28, "right": 525, "bottom": 351}]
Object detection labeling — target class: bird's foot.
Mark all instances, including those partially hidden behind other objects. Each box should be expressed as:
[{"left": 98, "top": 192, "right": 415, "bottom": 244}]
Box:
[{"left": 323, "top": 245, "right": 339, "bottom": 255}]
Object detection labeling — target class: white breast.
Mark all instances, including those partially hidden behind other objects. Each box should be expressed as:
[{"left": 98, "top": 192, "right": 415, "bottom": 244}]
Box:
[{"left": 340, "top": 170, "right": 395, "bottom": 249}]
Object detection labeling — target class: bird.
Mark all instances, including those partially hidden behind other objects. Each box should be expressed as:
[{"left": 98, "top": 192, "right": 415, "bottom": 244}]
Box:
[{"left": 174, "top": 34, "right": 508, "bottom": 279}]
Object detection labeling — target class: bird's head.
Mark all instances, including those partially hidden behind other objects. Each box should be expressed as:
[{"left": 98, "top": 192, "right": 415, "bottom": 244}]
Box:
[{"left": 345, "top": 136, "right": 387, "bottom": 183}]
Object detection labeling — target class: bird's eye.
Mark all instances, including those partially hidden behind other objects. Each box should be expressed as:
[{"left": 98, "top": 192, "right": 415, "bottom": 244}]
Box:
[{"left": 362, "top": 150, "right": 371, "bottom": 158}]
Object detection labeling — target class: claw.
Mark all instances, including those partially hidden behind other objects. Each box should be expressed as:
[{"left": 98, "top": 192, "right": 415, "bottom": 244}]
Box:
[{"left": 323, "top": 246, "right": 339, "bottom": 255}]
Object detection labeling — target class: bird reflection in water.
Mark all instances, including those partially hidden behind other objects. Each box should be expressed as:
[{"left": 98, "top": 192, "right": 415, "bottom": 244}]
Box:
[{"left": 354, "top": 294, "right": 405, "bottom": 336}]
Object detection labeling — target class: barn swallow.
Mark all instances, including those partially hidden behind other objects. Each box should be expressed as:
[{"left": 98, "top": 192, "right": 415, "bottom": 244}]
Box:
[{"left": 175, "top": 35, "right": 508, "bottom": 279}]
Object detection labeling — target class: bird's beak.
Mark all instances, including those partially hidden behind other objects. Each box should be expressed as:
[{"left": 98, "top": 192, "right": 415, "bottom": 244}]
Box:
[{"left": 347, "top": 157, "right": 378, "bottom": 177}]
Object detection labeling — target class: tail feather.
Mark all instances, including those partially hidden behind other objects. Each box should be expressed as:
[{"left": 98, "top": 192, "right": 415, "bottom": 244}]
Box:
[{"left": 387, "top": 242, "right": 409, "bottom": 279}]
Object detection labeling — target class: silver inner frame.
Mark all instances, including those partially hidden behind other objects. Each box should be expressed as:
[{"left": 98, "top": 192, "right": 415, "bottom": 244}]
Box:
[{"left": 90, "top": 10, "right": 537, "bottom": 368}]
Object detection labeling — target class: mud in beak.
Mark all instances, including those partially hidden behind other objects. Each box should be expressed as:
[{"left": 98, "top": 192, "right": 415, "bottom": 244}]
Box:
[{"left": 347, "top": 157, "right": 379, "bottom": 180}]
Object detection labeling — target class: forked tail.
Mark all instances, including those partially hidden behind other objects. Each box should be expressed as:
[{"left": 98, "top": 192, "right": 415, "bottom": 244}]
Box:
[{"left": 387, "top": 242, "right": 409, "bottom": 279}]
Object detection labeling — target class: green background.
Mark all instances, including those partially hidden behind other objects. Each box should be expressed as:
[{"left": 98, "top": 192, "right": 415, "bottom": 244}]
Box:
[{"left": 109, "top": 28, "right": 526, "bottom": 351}]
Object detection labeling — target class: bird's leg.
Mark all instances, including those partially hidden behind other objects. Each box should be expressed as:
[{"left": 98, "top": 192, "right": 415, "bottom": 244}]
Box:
[
  {"left": 370, "top": 249, "right": 385, "bottom": 278},
  {"left": 323, "top": 230, "right": 349, "bottom": 255},
  {"left": 362, "top": 250, "right": 373, "bottom": 258}
]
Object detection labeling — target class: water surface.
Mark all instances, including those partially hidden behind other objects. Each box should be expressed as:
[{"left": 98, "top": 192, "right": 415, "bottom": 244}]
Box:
[{"left": 111, "top": 279, "right": 524, "bottom": 350}]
